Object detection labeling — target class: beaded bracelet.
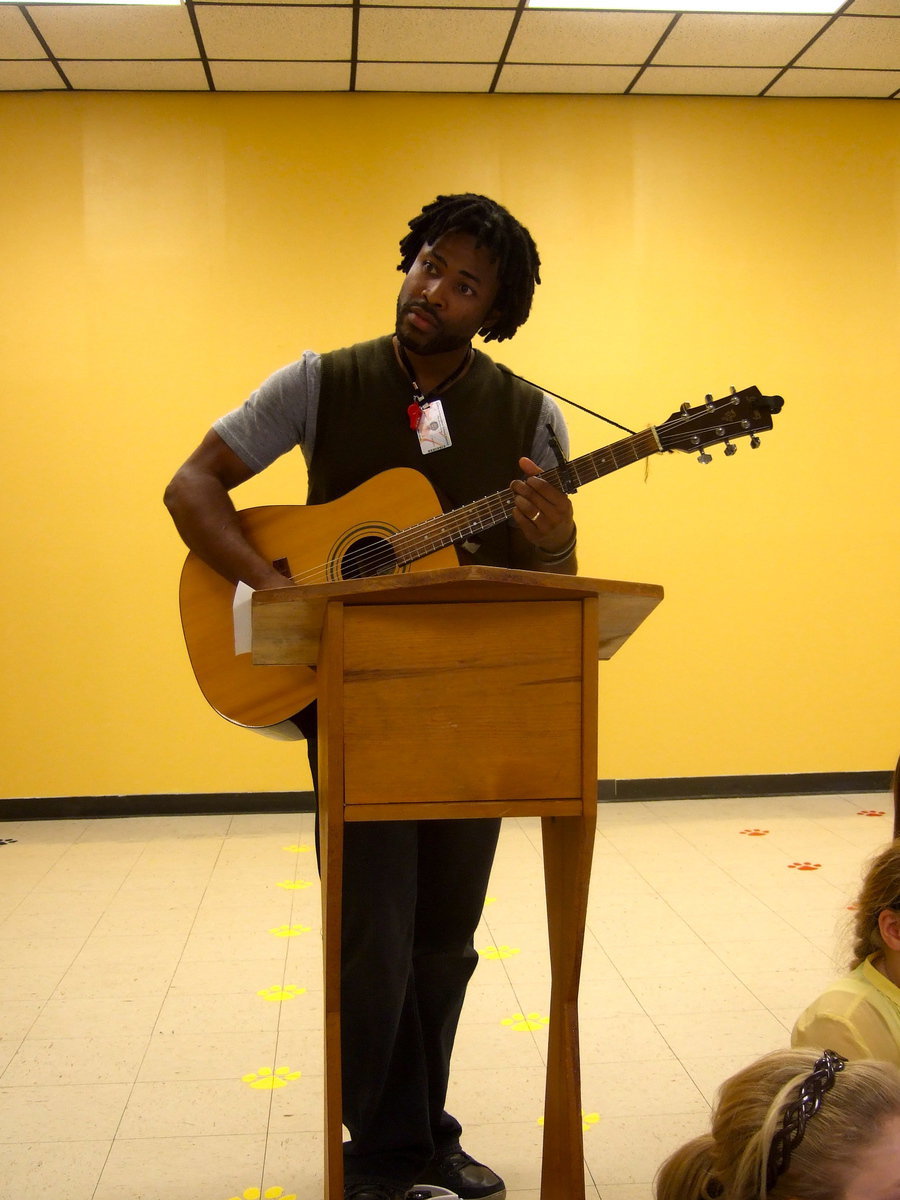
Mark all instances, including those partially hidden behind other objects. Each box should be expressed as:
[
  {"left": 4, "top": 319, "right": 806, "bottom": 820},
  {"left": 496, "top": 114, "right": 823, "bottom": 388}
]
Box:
[{"left": 536, "top": 526, "right": 577, "bottom": 563}]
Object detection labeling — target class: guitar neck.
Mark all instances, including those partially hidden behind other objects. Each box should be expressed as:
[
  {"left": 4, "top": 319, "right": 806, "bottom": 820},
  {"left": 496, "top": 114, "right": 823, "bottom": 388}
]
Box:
[{"left": 391, "top": 425, "right": 661, "bottom": 566}]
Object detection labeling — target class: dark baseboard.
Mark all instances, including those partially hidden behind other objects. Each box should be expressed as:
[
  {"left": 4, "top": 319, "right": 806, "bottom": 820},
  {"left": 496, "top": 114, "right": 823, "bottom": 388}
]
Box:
[
  {"left": 0, "top": 792, "right": 317, "bottom": 821},
  {"left": 0, "top": 772, "right": 892, "bottom": 821},
  {"left": 597, "top": 771, "right": 893, "bottom": 801}
]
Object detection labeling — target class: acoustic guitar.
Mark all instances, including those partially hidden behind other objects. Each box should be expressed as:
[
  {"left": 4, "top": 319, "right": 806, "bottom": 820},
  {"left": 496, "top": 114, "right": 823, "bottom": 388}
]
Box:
[{"left": 179, "top": 386, "right": 783, "bottom": 735}]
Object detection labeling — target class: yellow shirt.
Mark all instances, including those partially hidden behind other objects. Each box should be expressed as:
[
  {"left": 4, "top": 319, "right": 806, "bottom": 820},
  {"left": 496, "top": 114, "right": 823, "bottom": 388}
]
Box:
[{"left": 791, "top": 954, "right": 900, "bottom": 1065}]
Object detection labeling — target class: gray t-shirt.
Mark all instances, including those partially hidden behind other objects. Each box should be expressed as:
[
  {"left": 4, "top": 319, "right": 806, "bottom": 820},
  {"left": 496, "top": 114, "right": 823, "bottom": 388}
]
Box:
[{"left": 214, "top": 350, "right": 569, "bottom": 477}]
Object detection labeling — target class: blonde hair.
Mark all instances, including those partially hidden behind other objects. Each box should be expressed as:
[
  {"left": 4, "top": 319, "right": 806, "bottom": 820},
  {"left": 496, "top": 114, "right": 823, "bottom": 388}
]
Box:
[
  {"left": 850, "top": 838, "right": 900, "bottom": 969},
  {"left": 655, "top": 1049, "right": 900, "bottom": 1200}
]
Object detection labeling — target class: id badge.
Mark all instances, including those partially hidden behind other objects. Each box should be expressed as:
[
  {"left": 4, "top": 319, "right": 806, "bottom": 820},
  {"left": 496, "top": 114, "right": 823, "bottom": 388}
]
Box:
[{"left": 416, "top": 399, "right": 452, "bottom": 455}]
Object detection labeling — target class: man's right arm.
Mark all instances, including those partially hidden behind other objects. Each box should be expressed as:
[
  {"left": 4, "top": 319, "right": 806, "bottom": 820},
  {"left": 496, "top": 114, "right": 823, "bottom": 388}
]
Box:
[{"left": 164, "top": 429, "right": 294, "bottom": 591}]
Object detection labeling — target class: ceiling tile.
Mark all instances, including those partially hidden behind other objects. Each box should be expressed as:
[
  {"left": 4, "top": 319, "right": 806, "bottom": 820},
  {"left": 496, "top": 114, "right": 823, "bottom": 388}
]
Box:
[
  {"left": 654, "top": 13, "right": 828, "bottom": 66},
  {"left": 357, "top": 8, "right": 514, "bottom": 62},
  {"left": 362, "top": 0, "right": 515, "bottom": 6},
  {"left": 767, "top": 64, "right": 900, "bottom": 93},
  {"left": 0, "top": 59, "right": 65, "bottom": 89},
  {"left": 843, "top": 0, "right": 900, "bottom": 13},
  {"left": 196, "top": 0, "right": 348, "bottom": 4},
  {"left": 496, "top": 62, "right": 635, "bottom": 90},
  {"left": 354, "top": 61, "right": 495, "bottom": 88},
  {"left": 211, "top": 60, "right": 351, "bottom": 88},
  {"left": 508, "top": 10, "right": 673, "bottom": 66},
  {"left": 797, "top": 15, "right": 900, "bottom": 68},
  {"left": 0, "top": 7, "right": 45, "bottom": 57},
  {"left": 63, "top": 60, "right": 209, "bottom": 90},
  {"left": 196, "top": 5, "right": 352, "bottom": 59},
  {"left": 631, "top": 64, "right": 778, "bottom": 93},
  {"left": 26, "top": 6, "right": 198, "bottom": 59}
]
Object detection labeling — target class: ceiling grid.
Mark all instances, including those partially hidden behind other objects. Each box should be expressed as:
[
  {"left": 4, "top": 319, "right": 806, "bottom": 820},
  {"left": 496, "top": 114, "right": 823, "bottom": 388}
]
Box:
[{"left": 0, "top": 0, "right": 897, "bottom": 95}]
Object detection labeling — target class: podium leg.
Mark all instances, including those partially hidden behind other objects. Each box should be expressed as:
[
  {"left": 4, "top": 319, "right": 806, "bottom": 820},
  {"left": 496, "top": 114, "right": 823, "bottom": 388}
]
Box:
[
  {"left": 539, "top": 812, "right": 596, "bottom": 1200},
  {"left": 321, "top": 792, "right": 344, "bottom": 1200},
  {"left": 320, "top": 605, "right": 346, "bottom": 1200}
]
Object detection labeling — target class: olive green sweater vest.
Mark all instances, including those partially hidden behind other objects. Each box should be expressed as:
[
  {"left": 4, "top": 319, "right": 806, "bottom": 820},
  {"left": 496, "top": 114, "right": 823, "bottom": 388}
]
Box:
[{"left": 308, "top": 336, "right": 544, "bottom": 568}]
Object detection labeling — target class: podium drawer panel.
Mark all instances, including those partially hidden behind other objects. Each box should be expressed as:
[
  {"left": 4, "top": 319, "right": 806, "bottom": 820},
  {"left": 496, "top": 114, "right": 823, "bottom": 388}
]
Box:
[{"left": 340, "top": 600, "right": 587, "bottom": 807}]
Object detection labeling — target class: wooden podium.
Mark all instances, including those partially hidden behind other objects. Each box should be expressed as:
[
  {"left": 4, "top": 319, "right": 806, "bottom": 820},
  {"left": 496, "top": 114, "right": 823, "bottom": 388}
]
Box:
[{"left": 252, "top": 566, "right": 663, "bottom": 1200}]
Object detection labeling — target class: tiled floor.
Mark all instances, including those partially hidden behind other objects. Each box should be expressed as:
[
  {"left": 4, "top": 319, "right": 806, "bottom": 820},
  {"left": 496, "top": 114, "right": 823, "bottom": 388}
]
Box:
[{"left": 0, "top": 792, "right": 893, "bottom": 1200}]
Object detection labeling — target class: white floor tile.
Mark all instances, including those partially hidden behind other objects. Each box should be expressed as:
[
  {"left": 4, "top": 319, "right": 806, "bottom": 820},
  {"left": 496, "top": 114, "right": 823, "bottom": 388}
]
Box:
[
  {"left": 0, "top": 792, "right": 892, "bottom": 1197},
  {"left": 0, "top": 1140, "right": 111, "bottom": 1200}
]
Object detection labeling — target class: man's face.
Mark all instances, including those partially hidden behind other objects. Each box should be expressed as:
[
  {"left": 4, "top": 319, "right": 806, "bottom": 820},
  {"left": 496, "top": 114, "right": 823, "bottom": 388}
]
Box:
[{"left": 395, "top": 231, "right": 502, "bottom": 357}]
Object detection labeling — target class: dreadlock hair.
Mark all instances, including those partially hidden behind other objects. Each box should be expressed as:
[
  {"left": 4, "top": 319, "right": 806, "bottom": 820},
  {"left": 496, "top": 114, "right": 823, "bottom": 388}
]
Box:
[
  {"left": 849, "top": 837, "right": 900, "bottom": 969},
  {"left": 654, "top": 1049, "right": 900, "bottom": 1200},
  {"left": 397, "top": 193, "right": 541, "bottom": 343}
]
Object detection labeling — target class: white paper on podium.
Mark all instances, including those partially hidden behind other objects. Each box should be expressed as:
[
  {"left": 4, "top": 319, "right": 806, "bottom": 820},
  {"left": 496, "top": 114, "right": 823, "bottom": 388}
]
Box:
[{"left": 232, "top": 581, "right": 255, "bottom": 655}]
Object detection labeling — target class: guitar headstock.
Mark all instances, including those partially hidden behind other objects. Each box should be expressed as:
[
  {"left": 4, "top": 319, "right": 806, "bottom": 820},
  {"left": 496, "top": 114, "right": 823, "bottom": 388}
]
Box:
[{"left": 657, "top": 387, "right": 784, "bottom": 459}]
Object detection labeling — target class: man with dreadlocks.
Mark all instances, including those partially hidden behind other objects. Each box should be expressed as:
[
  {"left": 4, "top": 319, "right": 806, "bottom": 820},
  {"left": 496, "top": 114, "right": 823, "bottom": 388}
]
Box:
[{"left": 165, "top": 194, "right": 576, "bottom": 1200}]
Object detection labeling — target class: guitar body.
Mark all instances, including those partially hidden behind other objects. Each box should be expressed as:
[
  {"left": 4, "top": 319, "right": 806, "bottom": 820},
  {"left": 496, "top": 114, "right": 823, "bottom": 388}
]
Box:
[{"left": 178, "top": 468, "right": 459, "bottom": 735}]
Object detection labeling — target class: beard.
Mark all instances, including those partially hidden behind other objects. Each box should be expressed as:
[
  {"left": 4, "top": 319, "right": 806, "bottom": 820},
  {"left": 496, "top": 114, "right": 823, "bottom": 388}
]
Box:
[{"left": 395, "top": 298, "right": 474, "bottom": 357}]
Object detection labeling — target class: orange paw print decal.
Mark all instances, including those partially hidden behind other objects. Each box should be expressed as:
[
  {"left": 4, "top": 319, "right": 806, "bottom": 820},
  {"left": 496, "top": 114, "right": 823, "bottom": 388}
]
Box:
[
  {"left": 788, "top": 861, "right": 822, "bottom": 871},
  {"left": 857, "top": 810, "right": 885, "bottom": 817},
  {"left": 740, "top": 829, "right": 769, "bottom": 836}
]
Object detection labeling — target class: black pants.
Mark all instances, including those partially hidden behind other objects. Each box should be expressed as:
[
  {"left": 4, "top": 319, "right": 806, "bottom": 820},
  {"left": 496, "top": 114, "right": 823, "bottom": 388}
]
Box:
[{"left": 296, "top": 704, "right": 501, "bottom": 1186}]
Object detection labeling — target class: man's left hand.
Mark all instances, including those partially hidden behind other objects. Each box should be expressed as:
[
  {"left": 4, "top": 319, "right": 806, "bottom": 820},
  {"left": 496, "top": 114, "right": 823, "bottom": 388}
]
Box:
[{"left": 510, "top": 456, "right": 575, "bottom": 552}]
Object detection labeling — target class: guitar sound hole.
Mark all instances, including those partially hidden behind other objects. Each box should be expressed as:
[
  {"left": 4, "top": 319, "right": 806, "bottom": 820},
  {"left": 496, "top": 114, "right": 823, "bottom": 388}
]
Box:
[{"left": 340, "top": 536, "right": 398, "bottom": 579}]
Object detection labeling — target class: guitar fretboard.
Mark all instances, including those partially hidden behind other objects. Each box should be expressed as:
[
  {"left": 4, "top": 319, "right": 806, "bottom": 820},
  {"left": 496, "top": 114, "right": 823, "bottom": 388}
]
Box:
[{"left": 390, "top": 426, "right": 661, "bottom": 565}]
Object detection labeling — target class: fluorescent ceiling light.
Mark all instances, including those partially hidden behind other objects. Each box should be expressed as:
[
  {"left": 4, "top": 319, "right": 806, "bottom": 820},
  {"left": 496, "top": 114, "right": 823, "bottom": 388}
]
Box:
[{"left": 529, "top": 0, "right": 840, "bottom": 11}]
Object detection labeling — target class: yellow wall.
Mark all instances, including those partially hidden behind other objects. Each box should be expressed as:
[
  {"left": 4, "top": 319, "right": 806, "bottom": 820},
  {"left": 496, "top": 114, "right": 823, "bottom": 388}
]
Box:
[{"left": 1, "top": 92, "right": 897, "bottom": 799}]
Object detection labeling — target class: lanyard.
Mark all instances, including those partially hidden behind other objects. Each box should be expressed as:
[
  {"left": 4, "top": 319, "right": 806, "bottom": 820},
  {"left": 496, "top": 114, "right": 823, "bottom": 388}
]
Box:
[{"left": 397, "top": 343, "right": 472, "bottom": 430}]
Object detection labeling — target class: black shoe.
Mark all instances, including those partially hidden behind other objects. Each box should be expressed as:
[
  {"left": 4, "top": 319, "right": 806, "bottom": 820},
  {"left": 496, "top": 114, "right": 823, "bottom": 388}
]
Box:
[
  {"left": 420, "top": 1149, "right": 506, "bottom": 1200},
  {"left": 345, "top": 1182, "right": 408, "bottom": 1200}
]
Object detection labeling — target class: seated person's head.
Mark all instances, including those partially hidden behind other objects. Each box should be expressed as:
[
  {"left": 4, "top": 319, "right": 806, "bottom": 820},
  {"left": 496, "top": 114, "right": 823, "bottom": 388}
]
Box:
[
  {"left": 655, "top": 1048, "right": 900, "bottom": 1200},
  {"left": 850, "top": 837, "right": 900, "bottom": 970}
]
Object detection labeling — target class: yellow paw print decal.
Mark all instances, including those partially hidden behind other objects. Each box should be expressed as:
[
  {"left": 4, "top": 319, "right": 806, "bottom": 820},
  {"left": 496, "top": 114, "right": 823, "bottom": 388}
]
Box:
[
  {"left": 479, "top": 945, "right": 520, "bottom": 960},
  {"left": 502, "top": 1011, "right": 549, "bottom": 1031},
  {"left": 227, "top": 1187, "right": 297, "bottom": 1199},
  {"left": 277, "top": 879, "right": 314, "bottom": 890},
  {"left": 282, "top": 844, "right": 313, "bottom": 853},
  {"left": 241, "top": 1066, "right": 301, "bottom": 1090},
  {"left": 257, "top": 984, "right": 307, "bottom": 1002},
  {"left": 538, "top": 1110, "right": 600, "bottom": 1133},
  {"left": 269, "top": 924, "right": 312, "bottom": 938}
]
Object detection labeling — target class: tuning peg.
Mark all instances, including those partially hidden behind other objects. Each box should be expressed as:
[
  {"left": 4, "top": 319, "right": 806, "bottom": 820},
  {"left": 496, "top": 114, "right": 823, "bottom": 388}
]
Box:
[
  {"left": 750, "top": 435, "right": 761, "bottom": 449},
  {"left": 697, "top": 450, "right": 712, "bottom": 465},
  {"left": 704, "top": 393, "right": 714, "bottom": 409},
  {"left": 724, "top": 442, "right": 737, "bottom": 456}
]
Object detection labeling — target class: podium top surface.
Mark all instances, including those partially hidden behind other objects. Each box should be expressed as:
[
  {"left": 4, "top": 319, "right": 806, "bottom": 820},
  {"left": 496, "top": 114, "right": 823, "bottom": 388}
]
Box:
[
  {"left": 254, "top": 564, "right": 662, "bottom": 605},
  {"left": 251, "top": 566, "right": 664, "bottom": 664}
]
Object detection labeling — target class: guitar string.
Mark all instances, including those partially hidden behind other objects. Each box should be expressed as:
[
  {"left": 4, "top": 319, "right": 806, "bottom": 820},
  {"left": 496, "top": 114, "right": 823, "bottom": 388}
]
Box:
[
  {"left": 270, "top": 392, "right": 770, "bottom": 586},
  {"left": 283, "top": 433, "right": 658, "bottom": 585},
  {"left": 284, "top": 429, "right": 662, "bottom": 584},
  {"left": 279, "top": 427, "right": 662, "bottom": 587}
]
